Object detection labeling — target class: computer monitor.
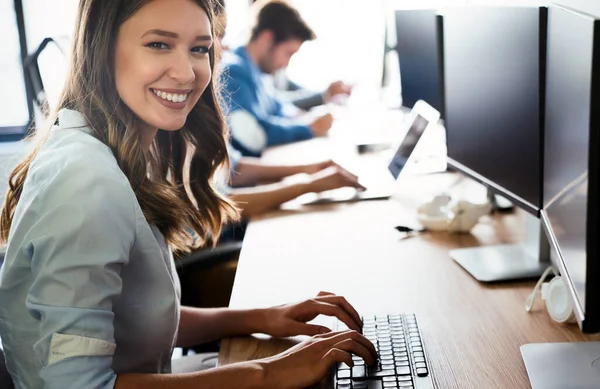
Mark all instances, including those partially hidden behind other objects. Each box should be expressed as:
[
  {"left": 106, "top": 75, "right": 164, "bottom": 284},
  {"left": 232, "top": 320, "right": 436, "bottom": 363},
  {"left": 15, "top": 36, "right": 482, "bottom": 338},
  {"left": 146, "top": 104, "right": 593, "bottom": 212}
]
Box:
[
  {"left": 540, "top": 5, "right": 600, "bottom": 333},
  {"left": 395, "top": 9, "right": 444, "bottom": 118},
  {"left": 442, "top": 6, "right": 549, "bottom": 282},
  {"left": 520, "top": 7, "right": 600, "bottom": 388}
]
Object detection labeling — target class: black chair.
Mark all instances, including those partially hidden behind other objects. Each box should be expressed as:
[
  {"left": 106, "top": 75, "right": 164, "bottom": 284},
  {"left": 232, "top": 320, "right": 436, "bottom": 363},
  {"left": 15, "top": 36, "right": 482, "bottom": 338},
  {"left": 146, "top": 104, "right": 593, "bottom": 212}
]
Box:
[
  {"left": 23, "top": 37, "right": 66, "bottom": 117},
  {"left": 0, "top": 346, "right": 14, "bottom": 389}
]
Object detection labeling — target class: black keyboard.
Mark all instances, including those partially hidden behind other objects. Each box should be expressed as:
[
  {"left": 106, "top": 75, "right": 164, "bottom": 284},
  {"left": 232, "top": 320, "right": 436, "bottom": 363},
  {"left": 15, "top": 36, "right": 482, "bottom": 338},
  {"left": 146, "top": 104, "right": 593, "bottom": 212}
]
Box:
[{"left": 334, "top": 313, "right": 433, "bottom": 389}]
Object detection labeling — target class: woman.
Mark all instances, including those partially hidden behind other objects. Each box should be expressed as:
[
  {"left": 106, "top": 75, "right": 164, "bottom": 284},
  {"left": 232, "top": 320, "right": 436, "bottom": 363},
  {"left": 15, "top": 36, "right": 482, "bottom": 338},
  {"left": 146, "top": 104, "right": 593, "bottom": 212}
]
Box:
[{"left": 0, "top": 0, "right": 375, "bottom": 388}]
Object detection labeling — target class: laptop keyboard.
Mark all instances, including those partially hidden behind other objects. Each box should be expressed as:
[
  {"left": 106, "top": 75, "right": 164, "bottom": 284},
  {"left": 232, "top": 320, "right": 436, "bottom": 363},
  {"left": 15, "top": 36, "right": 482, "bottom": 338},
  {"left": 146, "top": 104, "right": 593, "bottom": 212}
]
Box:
[{"left": 334, "top": 313, "right": 432, "bottom": 389}]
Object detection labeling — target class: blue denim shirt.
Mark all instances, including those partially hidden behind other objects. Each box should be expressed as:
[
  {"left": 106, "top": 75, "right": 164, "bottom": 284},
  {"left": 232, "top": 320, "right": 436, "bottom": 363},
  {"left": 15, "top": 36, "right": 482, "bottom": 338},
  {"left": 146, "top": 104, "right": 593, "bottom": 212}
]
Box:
[
  {"left": 221, "top": 46, "right": 312, "bottom": 157},
  {"left": 0, "top": 109, "right": 181, "bottom": 389}
]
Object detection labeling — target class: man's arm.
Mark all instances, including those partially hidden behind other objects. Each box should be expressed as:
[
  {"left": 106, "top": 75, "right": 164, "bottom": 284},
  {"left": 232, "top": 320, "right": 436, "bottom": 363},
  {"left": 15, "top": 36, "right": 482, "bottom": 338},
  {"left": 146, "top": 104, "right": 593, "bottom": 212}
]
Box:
[{"left": 223, "top": 66, "right": 313, "bottom": 154}]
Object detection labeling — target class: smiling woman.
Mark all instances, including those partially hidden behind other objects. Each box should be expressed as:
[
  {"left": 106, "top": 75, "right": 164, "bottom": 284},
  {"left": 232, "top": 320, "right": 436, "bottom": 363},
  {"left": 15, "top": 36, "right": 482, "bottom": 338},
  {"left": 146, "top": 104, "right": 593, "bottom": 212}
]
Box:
[{"left": 0, "top": 1, "right": 376, "bottom": 388}]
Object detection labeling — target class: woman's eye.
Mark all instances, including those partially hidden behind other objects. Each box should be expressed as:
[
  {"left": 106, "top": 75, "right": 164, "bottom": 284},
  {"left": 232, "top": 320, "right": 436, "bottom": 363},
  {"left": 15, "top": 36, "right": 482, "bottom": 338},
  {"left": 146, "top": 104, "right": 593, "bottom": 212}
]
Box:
[
  {"left": 146, "top": 42, "right": 169, "bottom": 50},
  {"left": 192, "top": 46, "right": 210, "bottom": 54}
]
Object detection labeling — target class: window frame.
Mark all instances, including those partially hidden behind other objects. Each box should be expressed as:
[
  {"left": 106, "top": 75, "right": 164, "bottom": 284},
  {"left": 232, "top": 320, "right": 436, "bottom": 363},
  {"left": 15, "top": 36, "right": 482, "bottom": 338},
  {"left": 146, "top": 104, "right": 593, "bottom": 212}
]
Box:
[{"left": 1, "top": 0, "right": 34, "bottom": 140}]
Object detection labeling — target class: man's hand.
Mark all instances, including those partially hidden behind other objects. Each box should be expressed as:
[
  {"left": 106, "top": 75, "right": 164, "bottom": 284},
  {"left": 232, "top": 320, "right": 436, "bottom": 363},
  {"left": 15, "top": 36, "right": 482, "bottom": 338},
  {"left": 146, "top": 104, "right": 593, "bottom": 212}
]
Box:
[{"left": 309, "top": 113, "right": 334, "bottom": 137}]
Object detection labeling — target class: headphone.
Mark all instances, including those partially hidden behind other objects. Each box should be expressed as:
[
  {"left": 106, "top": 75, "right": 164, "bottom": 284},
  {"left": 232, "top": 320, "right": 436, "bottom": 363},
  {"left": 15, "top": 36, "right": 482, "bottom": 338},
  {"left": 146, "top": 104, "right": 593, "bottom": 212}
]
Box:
[{"left": 525, "top": 266, "right": 576, "bottom": 324}]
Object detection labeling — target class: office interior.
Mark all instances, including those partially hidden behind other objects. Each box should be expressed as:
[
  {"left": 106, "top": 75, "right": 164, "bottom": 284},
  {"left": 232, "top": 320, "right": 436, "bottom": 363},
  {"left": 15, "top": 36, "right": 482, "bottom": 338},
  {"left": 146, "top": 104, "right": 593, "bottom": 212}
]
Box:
[{"left": 1, "top": 0, "right": 600, "bottom": 388}]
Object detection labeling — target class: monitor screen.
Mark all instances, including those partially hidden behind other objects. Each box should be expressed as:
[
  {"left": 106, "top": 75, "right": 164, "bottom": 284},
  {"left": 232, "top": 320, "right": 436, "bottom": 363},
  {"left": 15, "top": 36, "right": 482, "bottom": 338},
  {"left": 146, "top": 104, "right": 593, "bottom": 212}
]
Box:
[
  {"left": 388, "top": 114, "right": 429, "bottom": 179},
  {"left": 443, "top": 6, "right": 545, "bottom": 214},
  {"left": 395, "top": 10, "right": 444, "bottom": 116},
  {"left": 542, "top": 5, "right": 600, "bottom": 332}
]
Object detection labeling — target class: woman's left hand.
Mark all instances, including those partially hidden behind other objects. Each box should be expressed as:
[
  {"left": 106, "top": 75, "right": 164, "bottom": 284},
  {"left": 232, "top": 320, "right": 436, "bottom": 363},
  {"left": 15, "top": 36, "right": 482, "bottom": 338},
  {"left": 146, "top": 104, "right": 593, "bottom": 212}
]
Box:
[{"left": 255, "top": 291, "right": 362, "bottom": 338}]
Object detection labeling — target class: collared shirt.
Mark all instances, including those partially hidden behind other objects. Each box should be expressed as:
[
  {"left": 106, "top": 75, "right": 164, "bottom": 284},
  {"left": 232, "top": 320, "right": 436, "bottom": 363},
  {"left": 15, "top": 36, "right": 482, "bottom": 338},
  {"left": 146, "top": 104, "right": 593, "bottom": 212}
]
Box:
[
  {"left": 0, "top": 109, "right": 181, "bottom": 389},
  {"left": 221, "top": 46, "right": 312, "bottom": 157}
]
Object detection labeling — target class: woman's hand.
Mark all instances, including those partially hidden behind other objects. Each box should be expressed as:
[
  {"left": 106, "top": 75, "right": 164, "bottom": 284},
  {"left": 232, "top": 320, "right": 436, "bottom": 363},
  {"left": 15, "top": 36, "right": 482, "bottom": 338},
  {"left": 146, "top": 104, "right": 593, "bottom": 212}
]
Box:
[
  {"left": 308, "top": 165, "right": 365, "bottom": 193},
  {"left": 260, "top": 329, "right": 377, "bottom": 389},
  {"left": 302, "top": 159, "right": 336, "bottom": 175},
  {"left": 256, "top": 291, "right": 363, "bottom": 338}
]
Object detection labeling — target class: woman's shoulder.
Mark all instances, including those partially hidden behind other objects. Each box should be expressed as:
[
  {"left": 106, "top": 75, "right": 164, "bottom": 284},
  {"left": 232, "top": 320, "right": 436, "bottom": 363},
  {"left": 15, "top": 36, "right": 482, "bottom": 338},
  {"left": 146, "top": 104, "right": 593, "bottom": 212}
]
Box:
[{"left": 25, "top": 111, "right": 138, "bottom": 224}]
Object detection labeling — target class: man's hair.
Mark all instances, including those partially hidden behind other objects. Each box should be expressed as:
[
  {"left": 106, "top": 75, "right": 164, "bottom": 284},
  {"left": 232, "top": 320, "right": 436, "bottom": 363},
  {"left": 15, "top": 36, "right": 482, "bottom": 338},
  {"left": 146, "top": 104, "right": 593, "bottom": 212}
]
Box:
[{"left": 250, "top": 1, "right": 315, "bottom": 44}]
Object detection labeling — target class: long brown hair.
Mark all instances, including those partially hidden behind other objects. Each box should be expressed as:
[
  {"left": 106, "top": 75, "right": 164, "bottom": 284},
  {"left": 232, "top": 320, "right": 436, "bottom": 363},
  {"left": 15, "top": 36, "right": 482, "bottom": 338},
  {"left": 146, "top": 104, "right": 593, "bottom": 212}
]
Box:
[{"left": 0, "top": 0, "right": 238, "bottom": 253}]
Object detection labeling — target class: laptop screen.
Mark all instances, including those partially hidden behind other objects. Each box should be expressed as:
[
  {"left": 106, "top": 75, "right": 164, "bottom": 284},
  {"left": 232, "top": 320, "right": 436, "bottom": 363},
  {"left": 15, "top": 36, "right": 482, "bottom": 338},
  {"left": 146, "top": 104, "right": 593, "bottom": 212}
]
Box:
[{"left": 387, "top": 114, "right": 429, "bottom": 179}]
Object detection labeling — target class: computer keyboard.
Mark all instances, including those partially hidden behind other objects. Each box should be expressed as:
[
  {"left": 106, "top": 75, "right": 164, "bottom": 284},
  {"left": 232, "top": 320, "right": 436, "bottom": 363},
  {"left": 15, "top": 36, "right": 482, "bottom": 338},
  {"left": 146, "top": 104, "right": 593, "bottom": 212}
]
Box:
[{"left": 334, "top": 313, "right": 433, "bottom": 389}]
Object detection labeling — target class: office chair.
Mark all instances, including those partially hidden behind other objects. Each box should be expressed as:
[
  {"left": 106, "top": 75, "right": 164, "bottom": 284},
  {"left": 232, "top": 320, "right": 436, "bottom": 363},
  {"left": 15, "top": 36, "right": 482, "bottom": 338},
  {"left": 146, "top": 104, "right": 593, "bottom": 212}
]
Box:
[
  {"left": 0, "top": 348, "right": 13, "bottom": 389},
  {"left": 23, "top": 37, "right": 65, "bottom": 117}
]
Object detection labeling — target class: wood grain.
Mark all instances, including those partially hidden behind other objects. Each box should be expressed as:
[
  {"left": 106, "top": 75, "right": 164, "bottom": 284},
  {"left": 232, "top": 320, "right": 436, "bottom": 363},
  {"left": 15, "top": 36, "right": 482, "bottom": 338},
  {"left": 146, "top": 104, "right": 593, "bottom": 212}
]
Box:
[{"left": 218, "top": 135, "right": 600, "bottom": 389}]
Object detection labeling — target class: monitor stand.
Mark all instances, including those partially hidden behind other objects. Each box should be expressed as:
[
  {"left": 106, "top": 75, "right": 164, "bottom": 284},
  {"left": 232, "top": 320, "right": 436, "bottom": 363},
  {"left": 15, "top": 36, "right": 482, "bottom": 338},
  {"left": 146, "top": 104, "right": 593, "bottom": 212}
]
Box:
[
  {"left": 521, "top": 342, "right": 600, "bottom": 388},
  {"left": 450, "top": 212, "right": 550, "bottom": 282}
]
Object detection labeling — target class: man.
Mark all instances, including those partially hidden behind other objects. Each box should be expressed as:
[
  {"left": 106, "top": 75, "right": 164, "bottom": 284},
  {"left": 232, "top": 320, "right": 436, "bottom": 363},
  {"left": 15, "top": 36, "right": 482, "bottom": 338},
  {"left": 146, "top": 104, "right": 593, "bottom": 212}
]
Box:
[
  {"left": 222, "top": 0, "right": 339, "bottom": 157},
  {"left": 213, "top": 0, "right": 364, "bottom": 222}
]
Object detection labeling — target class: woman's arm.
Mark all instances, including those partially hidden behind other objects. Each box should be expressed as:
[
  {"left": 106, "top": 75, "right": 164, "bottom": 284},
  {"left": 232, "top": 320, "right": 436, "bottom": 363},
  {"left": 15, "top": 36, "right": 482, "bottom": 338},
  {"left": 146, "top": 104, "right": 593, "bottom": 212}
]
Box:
[
  {"left": 230, "top": 166, "right": 365, "bottom": 218},
  {"left": 115, "top": 362, "right": 266, "bottom": 389},
  {"left": 229, "top": 177, "right": 312, "bottom": 218},
  {"left": 230, "top": 157, "right": 315, "bottom": 187},
  {"left": 176, "top": 307, "right": 265, "bottom": 348}
]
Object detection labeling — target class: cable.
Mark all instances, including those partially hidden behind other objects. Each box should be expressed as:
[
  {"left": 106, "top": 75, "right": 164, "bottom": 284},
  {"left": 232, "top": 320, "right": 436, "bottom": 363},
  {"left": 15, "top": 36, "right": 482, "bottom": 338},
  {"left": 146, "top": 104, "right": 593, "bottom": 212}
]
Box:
[{"left": 525, "top": 266, "right": 559, "bottom": 312}]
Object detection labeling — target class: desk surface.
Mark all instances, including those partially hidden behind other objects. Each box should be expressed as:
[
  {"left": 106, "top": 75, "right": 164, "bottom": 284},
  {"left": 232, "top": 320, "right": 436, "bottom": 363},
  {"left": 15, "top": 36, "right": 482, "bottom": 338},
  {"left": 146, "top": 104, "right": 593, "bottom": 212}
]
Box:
[{"left": 218, "top": 136, "right": 600, "bottom": 389}]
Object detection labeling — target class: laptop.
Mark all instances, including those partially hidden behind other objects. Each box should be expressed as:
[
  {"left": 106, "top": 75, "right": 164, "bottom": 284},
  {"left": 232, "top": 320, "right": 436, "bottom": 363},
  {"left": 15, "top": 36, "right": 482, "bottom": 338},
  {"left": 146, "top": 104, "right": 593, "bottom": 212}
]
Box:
[{"left": 292, "top": 100, "right": 442, "bottom": 205}]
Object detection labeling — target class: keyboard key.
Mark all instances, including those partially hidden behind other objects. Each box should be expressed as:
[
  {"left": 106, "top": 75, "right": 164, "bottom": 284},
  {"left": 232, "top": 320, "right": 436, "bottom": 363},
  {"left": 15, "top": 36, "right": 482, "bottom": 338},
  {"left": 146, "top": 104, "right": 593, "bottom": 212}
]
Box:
[
  {"left": 396, "top": 366, "right": 411, "bottom": 376},
  {"left": 416, "top": 367, "right": 429, "bottom": 377},
  {"left": 337, "top": 369, "right": 351, "bottom": 379},
  {"left": 368, "top": 370, "right": 397, "bottom": 378},
  {"left": 352, "top": 365, "right": 366, "bottom": 380}
]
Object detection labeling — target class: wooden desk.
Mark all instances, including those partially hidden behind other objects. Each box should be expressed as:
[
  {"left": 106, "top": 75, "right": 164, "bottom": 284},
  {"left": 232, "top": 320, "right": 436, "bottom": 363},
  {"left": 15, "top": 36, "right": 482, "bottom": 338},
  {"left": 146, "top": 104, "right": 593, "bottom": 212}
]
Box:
[{"left": 218, "top": 139, "right": 600, "bottom": 388}]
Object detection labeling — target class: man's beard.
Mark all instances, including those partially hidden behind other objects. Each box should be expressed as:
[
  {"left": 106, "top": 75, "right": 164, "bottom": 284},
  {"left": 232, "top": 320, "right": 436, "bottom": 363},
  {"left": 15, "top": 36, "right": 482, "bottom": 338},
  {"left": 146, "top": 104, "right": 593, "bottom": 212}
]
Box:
[{"left": 257, "top": 44, "right": 276, "bottom": 74}]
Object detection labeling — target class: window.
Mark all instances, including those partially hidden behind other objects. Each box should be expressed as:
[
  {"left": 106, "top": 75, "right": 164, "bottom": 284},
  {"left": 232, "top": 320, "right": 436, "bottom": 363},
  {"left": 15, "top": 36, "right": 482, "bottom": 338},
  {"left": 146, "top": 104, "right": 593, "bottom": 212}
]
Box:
[
  {"left": 23, "top": 0, "right": 77, "bottom": 113},
  {"left": 0, "top": 0, "right": 29, "bottom": 134}
]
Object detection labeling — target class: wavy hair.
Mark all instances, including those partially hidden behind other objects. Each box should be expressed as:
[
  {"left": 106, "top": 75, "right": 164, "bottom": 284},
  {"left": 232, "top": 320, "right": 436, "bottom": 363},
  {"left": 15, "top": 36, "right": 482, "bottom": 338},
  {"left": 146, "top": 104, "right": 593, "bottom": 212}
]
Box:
[{"left": 0, "top": 0, "right": 239, "bottom": 253}]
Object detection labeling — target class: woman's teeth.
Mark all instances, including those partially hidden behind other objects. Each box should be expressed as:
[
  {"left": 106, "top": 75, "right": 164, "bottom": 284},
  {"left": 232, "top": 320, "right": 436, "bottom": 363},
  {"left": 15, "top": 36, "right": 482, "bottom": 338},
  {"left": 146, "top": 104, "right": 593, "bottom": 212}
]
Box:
[{"left": 152, "top": 89, "right": 189, "bottom": 103}]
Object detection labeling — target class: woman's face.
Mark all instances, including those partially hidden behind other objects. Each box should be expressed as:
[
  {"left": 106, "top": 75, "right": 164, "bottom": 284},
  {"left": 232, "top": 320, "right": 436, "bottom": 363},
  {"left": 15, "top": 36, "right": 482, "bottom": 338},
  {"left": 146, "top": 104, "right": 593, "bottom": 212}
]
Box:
[{"left": 114, "top": 0, "right": 212, "bottom": 144}]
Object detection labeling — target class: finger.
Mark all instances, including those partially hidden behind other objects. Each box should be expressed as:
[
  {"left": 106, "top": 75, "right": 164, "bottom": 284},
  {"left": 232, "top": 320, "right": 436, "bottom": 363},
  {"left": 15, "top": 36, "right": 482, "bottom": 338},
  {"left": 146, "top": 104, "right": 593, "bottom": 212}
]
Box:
[
  {"left": 337, "top": 331, "right": 378, "bottom": 362},
  {"left": 315, "top": 295, "right": 362, "bottom": 329},
  {"left": 322, "top": 348, "right": 354, "bottom": 368},
  {"left": 288, "top": 321, "right": 331, "bottom": 336},
  {"left": 331, "top": 338, "right": 377, "bottom": 366},
  {"left": 310, "top": 300, "right": 361, "bottom": 332},
  {"left": 318, "top": 330, "right": 377, "bottom": 364},
  {"left": 317, "top": 291, "right": 336, "bottom": 297},
  {"left": 340, "top": 170, "right": 366, "bottom": 191}
]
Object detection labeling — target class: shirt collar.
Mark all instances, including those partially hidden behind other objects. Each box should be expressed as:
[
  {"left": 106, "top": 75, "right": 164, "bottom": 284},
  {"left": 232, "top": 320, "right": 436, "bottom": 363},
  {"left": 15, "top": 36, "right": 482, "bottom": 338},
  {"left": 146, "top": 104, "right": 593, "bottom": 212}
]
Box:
[
  {"left": 235, "top": 46, "right": 263, "bottom": 84},
  {"left": 56, "top": 109, "right": 92, "bottom": 134}
]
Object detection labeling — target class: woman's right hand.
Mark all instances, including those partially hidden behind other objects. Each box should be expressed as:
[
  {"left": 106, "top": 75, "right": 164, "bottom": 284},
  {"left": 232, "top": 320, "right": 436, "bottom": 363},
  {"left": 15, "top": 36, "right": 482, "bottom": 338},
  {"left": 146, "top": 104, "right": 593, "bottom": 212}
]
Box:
[
  {"left": 260, "top": 330, "right": 377, "bottom": 389},
  {"left": 308, "top": 165, "right": 366, "bottom": 193}
]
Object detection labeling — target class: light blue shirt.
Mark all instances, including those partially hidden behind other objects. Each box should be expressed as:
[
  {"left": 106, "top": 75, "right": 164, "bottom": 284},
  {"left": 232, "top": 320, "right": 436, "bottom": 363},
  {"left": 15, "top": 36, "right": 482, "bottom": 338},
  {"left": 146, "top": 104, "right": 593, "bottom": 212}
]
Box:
[{"left": 0, "top": 109, "right": 181, "bottom": 389}]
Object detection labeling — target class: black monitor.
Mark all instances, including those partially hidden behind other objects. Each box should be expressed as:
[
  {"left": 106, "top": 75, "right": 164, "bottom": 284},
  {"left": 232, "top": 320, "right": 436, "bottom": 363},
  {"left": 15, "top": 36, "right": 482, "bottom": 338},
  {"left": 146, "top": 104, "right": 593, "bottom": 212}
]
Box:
[
  {"left": 395, "top": 9, "right": 444, "bottom": 117},
  {"left": 540, "top": 5, "right": 600, "bottom": 333},
  {"left": 443, "top": 6, "right": 549, "bottom": 282},
  {"left": 520, "top": 7, "right": 600, "bottom": 387}
]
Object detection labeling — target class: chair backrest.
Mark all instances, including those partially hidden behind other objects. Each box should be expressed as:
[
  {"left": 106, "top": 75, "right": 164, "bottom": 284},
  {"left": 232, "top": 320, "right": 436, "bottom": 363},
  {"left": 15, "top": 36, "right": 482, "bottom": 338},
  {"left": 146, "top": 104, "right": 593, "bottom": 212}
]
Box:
[{"left": 0, "top": 348, "right": 14, "bottom": 389}]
